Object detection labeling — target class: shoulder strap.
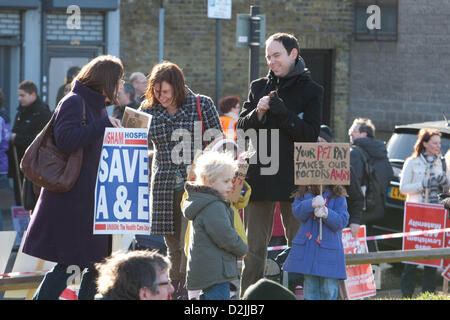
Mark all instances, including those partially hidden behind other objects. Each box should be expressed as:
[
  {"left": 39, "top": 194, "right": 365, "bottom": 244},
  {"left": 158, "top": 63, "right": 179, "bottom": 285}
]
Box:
[
  {"left": 353, "top": 145, "right": 370, "bottom": 183},
  {"left": 353, "top": 145, "right": 369, "bottom": 166},
  {"left": 80, "top": 98, "right": 87, "bottom": 126},
  {"left": 441, "top": 156, "right": 447, "bottom": 172},
  {"left": 196, "top": 95, "right": 203, "bottom": 135}
]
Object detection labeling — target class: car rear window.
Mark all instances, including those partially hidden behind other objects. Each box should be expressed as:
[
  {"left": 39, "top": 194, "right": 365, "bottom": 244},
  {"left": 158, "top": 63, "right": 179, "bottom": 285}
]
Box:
[{"left": 387, "top": 133, "right": 450, "bottom": 161}]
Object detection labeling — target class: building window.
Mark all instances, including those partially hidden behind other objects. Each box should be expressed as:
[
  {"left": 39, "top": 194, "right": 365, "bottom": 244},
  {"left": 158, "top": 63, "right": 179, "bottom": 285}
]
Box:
[{"left": 354, "top": 0, "right": 398, "bottom": 41}]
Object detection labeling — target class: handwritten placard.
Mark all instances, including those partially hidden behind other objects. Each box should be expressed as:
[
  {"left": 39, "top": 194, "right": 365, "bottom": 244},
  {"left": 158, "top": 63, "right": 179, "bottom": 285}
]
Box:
[
  {"left": 294, "top": 143, "right": 350, "bottom": 185},
  {"left": 228, "top": 162, "right": 249, "bottom": 203}
]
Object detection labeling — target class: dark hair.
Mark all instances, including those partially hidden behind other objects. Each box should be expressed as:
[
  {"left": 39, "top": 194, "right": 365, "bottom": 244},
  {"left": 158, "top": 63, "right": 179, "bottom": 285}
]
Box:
[
  {"left": 350, "top": 117, "right": 376, "bottom": 138},
  {"left": 66, "top": 66, "right": 81, "bottom": 83},
  {"left": 219, "top": 95, "right": 240, "bottom": 114},
  {"left": 266, "top": 33, "right": 300, "bottom": 59},
  {"left": 411, "top": 128, "right": 442, "bottom": 158},
  {"left": 95, "top": 250, "right": 170, "bottom": 300},
  {"left": 122, "top": 83, "right": 136, "bottom": 101},
  {"left": 242, "top": 278, "right": 297, "bottom": 300},
  {"left": 74, "top": 55, "right": 124, "bottom": 105},
  {"left": 18, "top": 80, "right": 38, "bottom": 95},
  {"left": 319, "top": 124, "right": 333, "bottom": 142},
  {"left": 142, "top": 61, "right": 187, "bottom": 109}
]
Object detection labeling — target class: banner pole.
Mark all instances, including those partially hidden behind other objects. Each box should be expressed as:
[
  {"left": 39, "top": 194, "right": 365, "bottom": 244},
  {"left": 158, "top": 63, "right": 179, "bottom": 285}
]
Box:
[{"left": 319, "top": 184, "right": 323, "bottom": 241}]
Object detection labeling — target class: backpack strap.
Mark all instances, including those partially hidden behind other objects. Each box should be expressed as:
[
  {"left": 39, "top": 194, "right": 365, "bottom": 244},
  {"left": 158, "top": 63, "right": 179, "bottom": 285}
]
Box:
[{"left": 353, "top": 145, "right": 370, "bottom": 185}]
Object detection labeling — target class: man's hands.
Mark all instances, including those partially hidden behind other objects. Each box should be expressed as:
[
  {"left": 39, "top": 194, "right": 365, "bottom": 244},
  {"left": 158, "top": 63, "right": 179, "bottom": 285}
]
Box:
[
  {"left": 255, "top": 90, "right": 288, "bottom": 121},
  {"left": 268, "top": 93, "right": 287, "bottom": 119},
  {"left": 256, "top": 96, "right": 270, "bottom": 121}
]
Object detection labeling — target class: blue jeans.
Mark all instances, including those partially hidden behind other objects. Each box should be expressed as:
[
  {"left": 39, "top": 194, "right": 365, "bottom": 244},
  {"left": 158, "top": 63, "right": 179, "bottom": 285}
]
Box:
[
  {"left": 199, "top": 282, "right": 230, "bottom": 300},
  {"left": 303, "top": 275, "right": 339, "bottom": 300},
  {"left": 400, "top": 263, "right": 437, "bottom": 297},
  {"left": 33, "top": 264, "right": 98, "bottom": 300}
]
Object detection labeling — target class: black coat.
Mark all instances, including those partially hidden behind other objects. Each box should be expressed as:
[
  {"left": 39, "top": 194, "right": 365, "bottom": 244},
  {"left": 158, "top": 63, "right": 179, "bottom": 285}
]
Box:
[
  {"left": 8, "top": 98, "right": 51, "bottom": 177},
  {"left": 237, "top": 59, "right": 323, "bottom": 202},
  {"left": 349, "top": 137, "right": 393, "bottom": 224}
]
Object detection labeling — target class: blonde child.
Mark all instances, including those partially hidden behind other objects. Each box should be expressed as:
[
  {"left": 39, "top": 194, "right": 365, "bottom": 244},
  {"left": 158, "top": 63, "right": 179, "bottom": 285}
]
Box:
[
  {"left": 182, "top": 151, "right": 248, "bottom": 300},
  {"left": 282, "top": 185, "right": 349, "bottom": 300}
]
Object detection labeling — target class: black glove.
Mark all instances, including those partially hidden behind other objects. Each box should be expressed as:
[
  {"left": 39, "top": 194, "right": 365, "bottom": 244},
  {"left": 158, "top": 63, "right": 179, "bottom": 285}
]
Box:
[{"left": 268, "top": 95, "right": 288, "bottom": 119}]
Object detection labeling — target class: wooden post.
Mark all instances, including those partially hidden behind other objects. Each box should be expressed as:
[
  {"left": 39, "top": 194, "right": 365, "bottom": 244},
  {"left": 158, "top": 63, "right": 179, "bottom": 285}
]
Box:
[
  {"left": 319, "top": 184, "right": 323, "bottom": 241},
  {"left": 25, "top": 259, "right": 44, "bottom": 300}
]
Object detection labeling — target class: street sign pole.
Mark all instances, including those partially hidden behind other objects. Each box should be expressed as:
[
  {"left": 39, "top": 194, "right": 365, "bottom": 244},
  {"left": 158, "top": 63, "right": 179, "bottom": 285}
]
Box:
[
  {"left": 216, "top": 18, "right": 222, "bottom": 106},
  {"left": 208, "top": 0, "right": 232, "bottom": 107},
  {"left": 249, "top": 6, "right": 261, "bottom": 83}
]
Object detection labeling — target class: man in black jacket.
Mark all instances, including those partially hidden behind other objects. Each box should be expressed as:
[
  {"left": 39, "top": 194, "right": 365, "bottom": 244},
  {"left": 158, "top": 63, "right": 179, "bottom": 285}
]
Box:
[
  {"left": 237, "top": 33, "right": 323, "bottom": 296},
  {"left": 9, "top": 80, "right": 51, "bottom": 205},
  {"left": 347, "top": 118, "right": 393, "bottom": 249}
]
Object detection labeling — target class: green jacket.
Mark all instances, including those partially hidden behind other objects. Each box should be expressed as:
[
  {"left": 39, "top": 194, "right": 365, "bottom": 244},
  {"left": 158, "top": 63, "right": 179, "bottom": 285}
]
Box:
[{"left": 182, "top": 182, "right": 248, "bottom": 290}]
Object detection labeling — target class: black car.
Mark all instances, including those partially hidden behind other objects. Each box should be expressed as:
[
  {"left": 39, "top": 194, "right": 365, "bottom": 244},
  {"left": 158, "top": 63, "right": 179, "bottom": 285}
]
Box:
[{"left": 371, "top": 120, "right": 450, "bottom": 250}]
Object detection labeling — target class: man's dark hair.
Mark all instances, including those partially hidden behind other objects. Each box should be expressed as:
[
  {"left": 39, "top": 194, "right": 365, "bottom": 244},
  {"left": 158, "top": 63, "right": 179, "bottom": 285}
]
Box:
[
  {"left": 66, "top": 66, "right": 81, "bottom": 83},
  {"left": 95, "top": 250, "right": 170, "bottom": 300},
  {"left": 18, "top": 80, "right": 38, "bottom": 95},
  {"left": 123, "top": 83, "right": 136, "bottom": 101},
  {"left": 266, "top": 33, "right": 300, "bottom": 59},
  {"left": 351, "top": 117, "right": 376, "bottom": 138},
  {"left": 219, "top": 95, "right": 240, "bottom": 114}
]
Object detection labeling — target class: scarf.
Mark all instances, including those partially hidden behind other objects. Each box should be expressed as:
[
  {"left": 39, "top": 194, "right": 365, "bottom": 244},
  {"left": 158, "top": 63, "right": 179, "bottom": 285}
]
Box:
[{"left": 422, "top": 153, "right": 440, "bottom": 203}]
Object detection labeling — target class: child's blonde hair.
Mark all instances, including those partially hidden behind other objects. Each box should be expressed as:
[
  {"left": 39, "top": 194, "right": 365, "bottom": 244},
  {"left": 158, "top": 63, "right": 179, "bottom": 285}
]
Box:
[{"left": 194, "top": 150, "right": 238, "bottom": 185}]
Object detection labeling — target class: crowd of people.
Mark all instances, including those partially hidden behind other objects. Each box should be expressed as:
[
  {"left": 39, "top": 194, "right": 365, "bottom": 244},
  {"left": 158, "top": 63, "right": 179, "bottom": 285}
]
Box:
[{"left": 0, "top": 31, "right": 449, "bottom": 301}]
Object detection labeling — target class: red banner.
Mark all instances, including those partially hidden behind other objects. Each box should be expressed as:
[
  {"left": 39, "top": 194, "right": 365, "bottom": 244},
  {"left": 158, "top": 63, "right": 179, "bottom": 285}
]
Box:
[
  {"left": 342, "top": 225, "right": 376, "bottom": 300},
  {"left": 402, "top": 202, "right": 447, "bottom": 268},
  {"left": 444, "top": 209, "right": 450, "bottom": 269}
]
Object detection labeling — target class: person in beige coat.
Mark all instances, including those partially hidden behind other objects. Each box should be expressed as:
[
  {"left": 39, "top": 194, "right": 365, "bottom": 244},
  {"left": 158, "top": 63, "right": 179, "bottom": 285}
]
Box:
[{"left": 399, "top": 128, "right": 449, "bottom": 298}]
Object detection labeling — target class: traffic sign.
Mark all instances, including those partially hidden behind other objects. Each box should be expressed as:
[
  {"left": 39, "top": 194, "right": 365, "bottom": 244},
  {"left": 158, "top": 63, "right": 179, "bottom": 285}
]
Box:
[{"left": 207, "top": 0, "right": 232, "bottom": 20}]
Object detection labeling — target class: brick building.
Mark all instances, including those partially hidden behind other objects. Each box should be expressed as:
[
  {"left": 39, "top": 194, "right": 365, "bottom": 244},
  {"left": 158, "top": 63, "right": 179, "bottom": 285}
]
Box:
[
  {"left": 350, "top": 0, "right": 450, "bottom": 140},
  {"left": 120, "top": 0, "right": 449, "bottom": 141},
  {"left": 1, "top": 1, "right": 448, "bottom": 141},
  {"left": 120, "top": 0, "right": 353, "bottom": 140}
]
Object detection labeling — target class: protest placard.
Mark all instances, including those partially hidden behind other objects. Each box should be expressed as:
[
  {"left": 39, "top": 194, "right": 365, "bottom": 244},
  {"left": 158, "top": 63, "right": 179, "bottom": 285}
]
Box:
[
  {"left": 402, "top": 202, "right": 447, "bottom": 268},
  {"left": 294, "top": 143, "right": 350, "bottom": 186},
  {"left": 93, "top": 128, "right": 151, "bottom": 235},
  {"left": 228, "top": 162, "right": 249, "bottom": 203},
  {"left": 443, "top": 207, "right": 450, "bottom": 270},
  {"left": 10, "top": 206, "right": 30, "bottom": 247},
  {"left": 341, "top": 225, "right": 376, "bottom": 300},
  {"left": 0, "top": 231, "right": 16, "bottom": 274},
  {"left": 122, "top": 107, "right": 152, "bottom": 129},
  {"left": 442, "top": 265, "right": 450, "bottom": 282}
]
